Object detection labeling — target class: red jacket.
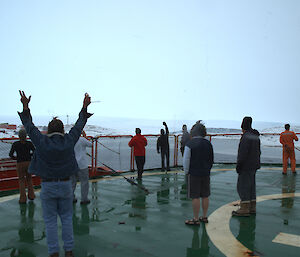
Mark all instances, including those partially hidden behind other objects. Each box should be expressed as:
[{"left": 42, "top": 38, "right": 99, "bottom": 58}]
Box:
[{"left": 128, "top": 134, "right": 147, "bottom": 156}]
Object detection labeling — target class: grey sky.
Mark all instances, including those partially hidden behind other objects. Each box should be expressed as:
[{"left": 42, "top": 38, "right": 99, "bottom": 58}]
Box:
[{"left": 1, "top": 0, "right": 300, "bottom": 124}]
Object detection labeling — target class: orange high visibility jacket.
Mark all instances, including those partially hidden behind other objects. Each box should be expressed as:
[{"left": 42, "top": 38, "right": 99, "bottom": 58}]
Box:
[{"left": 280, "top": 130, "right": 298, "bottom": 150}]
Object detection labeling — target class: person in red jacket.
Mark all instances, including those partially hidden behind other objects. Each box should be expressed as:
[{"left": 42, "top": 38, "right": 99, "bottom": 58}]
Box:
[
  {"left": 128, "top": 128, "right": 147, "bottom": 180},
  {"left": 280, "top": 124, "right": 298, "bottom": 175}
]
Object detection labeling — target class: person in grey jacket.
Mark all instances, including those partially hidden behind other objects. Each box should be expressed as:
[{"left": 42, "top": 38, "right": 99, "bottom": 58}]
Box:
[
  {"left": 18, "top": 91, "right": 92, "bottom": 257},
  {"left": 232, "top": 116, "right": 261, "bottom": 217}
]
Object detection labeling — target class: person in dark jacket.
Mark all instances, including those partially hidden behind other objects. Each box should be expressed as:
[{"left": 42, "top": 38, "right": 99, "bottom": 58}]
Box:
[
  {"left": 9, "top": 129, "right": 35, "bottom": 203},
  {"left": 18, "top": 90, "right": 92, "bottom": 257},
  {"left": 180, "top": 124, "right": 191, "bottom": 156},
  {"left": 157, "top": 122, "right": 170, "bottom": 171},
  {"left": 128, "top": 128, "right": 147, "bottom": 180},
  {"left": 183, "top": 121, "right": 214, "bottom": 225},
  {"left": 232, "top": 116, "right": 261, "bottom": 217}
]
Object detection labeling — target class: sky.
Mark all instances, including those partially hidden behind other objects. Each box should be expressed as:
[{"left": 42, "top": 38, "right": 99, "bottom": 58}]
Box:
[{"left": 1, "top": 0, "right": 300, "bottom": 126}]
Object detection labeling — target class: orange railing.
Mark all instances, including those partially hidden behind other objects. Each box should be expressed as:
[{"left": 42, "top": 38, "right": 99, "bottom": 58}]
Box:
[{"left": 1, "top": 132, "right": 300, "bottom": 191}]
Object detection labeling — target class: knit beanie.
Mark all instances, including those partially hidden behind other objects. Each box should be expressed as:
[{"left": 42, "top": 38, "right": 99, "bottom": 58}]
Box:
[{"left": 241, "top": 116, "right": 252, "bottom": 130}]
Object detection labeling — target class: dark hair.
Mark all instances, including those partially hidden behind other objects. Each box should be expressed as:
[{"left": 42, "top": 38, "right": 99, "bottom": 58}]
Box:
[
  {"left": 191, "top": 122, "right": 206, "bottom": 137},
  {"left": 285, "top": 124, "right": 290, "bottom": 130},
  {"left": 18, "top": 129, "right": 27, "bottom": 141},
  {"left": 48, "top": 117, "right": 64, "bottom": 134},
  {"left": 135, "top": 128, "right": 141, "bottom": 134}
]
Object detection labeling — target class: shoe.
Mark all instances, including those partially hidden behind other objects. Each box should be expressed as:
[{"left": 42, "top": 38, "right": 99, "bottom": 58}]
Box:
[
  {"left": 49, "top": 253, "right": 59, "bottom": 257},
  {"left": 282, "top": 172, "right": 287, "bottom": 175},
  {"left": 232, "top": 201, "right": 250, "bottom": 217},
  {"left": 292, "top": 171, "right": 297, "bottom": 175},
  {"left": 80, "top": 200, "right": 90, "bottom": 205},
  {"left": 73, "top": 199, "right": 77, "bottom": 204},
  {"left": 199, "top": 217, "right": 208, "bottom": 223},
  {"left": 65, "top": 251, "right": 74, "bottom": 257},
  {"left": 185, "top": 218, "right": 200, "bottom": 225}
]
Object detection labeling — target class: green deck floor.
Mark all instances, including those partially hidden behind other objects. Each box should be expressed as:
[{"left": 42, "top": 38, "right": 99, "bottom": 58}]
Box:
[{"left": 0, "top": 165, "right": 299, "bottom": 257}]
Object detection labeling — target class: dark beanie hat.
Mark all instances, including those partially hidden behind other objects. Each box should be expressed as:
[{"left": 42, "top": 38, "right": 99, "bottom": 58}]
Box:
[{"left": 241, "top": 116, "right": 252, "bottom": 130}]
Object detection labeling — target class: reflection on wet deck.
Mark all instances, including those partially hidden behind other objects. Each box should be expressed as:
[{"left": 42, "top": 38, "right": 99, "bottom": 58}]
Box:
[{"left": 0, "top": 166, "right": 299, "bottom": 257}]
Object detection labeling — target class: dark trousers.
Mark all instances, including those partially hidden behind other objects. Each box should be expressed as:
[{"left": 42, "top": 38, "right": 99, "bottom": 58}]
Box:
[
  {"left": 161, "top": 149, "right": 170, "bottom": 170},
  {"left": 135, "top": 156, "right": 145, "bottom": 179},
  {"left": 237, "top": 170, "right": 256, "bottom": 202}
]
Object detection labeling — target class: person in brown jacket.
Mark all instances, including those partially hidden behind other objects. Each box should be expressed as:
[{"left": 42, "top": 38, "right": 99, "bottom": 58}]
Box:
[{"left": 9, "top": 129, "right": 36, "bottom": 203}]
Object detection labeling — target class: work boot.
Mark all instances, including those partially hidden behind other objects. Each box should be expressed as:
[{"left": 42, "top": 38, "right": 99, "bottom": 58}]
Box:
[
  {"left": 232, "top": 201, "right": 250, "bottom": 217},
  {"left": 250, "top": 200, "right": 256, "bottom": 215},
  {"left": 65, "top": 251, "right": 74, "bottom": 257},
  {"left": 49, "top": 253, "right": 59, "bottom": 257}
]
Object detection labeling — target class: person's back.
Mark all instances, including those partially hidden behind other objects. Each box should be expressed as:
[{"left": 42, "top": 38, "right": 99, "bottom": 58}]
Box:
[
  {"left": 279, "top": 124, "right": 298, "bottom": 174},
  {"left": 129, "top": 133, "right": 147, "bottom": 156},
  {"left": 9, "top": 140, "right": 35, "bottom": 163},
  {"left": 186, "top": 137, "right": 213, "bottom": 177},
  {"left": 237, "top": 129, "right": 261, "bottom": 172}
]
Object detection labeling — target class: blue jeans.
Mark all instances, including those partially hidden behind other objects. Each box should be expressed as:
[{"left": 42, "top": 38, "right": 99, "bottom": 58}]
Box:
[{"left": 41, "top": 180, "right": 74, "bottom": 254}]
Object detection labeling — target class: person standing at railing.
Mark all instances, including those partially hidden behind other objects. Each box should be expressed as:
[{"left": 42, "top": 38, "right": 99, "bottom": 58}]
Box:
[
  {"left": 9, "top": 128, "right": 36, "bottom": 204},
  {"left": 157, "top": 121, "right": 170, "bottom": 171},
  {"left": 128, "top": 128, "right": 147, "bottom": 180},
  {"left": 17, "top": 90, "right": 92, "bottom": 257},
  {"left": 180, "top": 124, "right": 191, "bottom": 156},
  {"left": 280, "top": 124, "right": 298, "bottom": 175},
  {"left": 71, "top": 130, "right": 92, "bottom": 205},
  {"left": 232, "top": 116, "right": 261, "bottom": 217},
  {"left": 184, "top": 121, "right": 214, "bottom": 225}
]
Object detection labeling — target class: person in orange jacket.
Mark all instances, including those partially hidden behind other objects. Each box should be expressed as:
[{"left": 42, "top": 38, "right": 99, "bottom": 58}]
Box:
[
  {"left": 128, "top": 128, "right": 147, "bottom": 180},
  {"left": 280, "top": 124, "right": 298, "bottom": 175}
]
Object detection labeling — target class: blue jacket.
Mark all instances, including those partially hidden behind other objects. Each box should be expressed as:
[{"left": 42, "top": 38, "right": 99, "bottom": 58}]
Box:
[
  {"left": 183, "top": 136, "right": 214, "bottom": 177},
  {"left": 18, "top": 108, "right": 91, "bottom": 179}
]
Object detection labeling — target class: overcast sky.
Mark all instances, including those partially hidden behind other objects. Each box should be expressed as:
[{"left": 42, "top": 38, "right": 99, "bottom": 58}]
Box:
[{"left": 1, "top": 0, "right": 300, "bottom": 125}]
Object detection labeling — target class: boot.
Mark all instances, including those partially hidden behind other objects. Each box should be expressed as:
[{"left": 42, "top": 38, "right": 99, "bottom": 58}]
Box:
[
  {"left": 250, "top": 200, "right": 256, "bottom": 215},
  {"left": 65, "top": 251, "right": 74, "bottom": 257},
  {"left": 49, "top": 253, "right": 59, "bottom": 257},
  {"left": 232, "top": 201, "right": 250, "bottom": 217}
]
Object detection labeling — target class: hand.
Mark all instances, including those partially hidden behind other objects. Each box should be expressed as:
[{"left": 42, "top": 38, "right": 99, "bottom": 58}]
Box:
[
  {"left": 19, "top": 90, "right": 31, "bottom": 110},
  {"left": 83, "top": 93, "right": 91, "bottom": 108},
  {"left": 163, "top": 121, "right": 166, "bottom": 126},
  {"left": 157, "top": 150, "right": 160, "bottom": 154}
]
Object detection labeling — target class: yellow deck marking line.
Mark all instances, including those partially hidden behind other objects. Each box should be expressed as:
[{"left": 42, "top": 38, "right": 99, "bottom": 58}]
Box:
[
  {"left": 206, "top": 193, "right": 300, "bottom": 257},
  {"left": 272, "top": 232, "right": 300, "bottom": 248}
]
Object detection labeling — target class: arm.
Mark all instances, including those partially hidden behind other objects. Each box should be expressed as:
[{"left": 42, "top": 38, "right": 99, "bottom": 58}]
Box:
[
  {"left": 209, "top": 143, "right": 214, "bottom": 169},
  {"left": 279, "top": 134, "right": 284, "bottom": 145},
  {"left": 128, "top": 137, "right": 134, "bottom": 147},
  {"left": 9, "top": 143, "right": 16, "bottom": 160},
  {"left": 157, "top": 138, "right": 160, "bottom": 153},
  {"left": 163, "top": 122, "right": 169, "bottom": 135},
  {"left": 183, "top": 146, "right": 191, "bottom": 175},
  {"left": 68, "top": 93, "right": 92, "bottom": 143},
  {"left": 144, "top": 136, "right": 147, "bottom": 146},
  {"left": 18, "top": 91, "right": 43, "bottom": 147},
  {"left": 294, "top": 132, "right": 298, "bottom": 141},
  {"left": 236, "top": 136, "right": 249, "bottom": 172}
]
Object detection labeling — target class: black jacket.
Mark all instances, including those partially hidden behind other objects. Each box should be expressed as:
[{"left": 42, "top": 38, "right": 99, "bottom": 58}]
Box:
[{"left": 236, "top": 129, "right": 261, "bottom": 172}]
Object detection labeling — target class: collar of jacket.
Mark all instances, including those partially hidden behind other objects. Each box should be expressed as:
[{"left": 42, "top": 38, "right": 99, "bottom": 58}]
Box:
[{"left": 47, "top": 132, "right": 65, "bottom": 137}]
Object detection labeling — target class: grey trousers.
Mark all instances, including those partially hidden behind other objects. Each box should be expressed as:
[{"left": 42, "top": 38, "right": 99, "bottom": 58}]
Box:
[
  {"left": 237, "top": 170, "right": 256, "bottom": 202},
  {"left": 71, "top": 168, "right": 89, "bottom": 202}
]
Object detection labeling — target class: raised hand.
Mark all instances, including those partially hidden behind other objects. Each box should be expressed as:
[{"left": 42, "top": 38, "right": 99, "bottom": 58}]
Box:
[
  {"left": 83, "top": 93, "right": 91, "bottom": 108},
  {"left": 19, "top": 90, "right": 31, "bottom": 110},
  {"left": 163, "top": 121, "right": 167, "bottom": 126}
]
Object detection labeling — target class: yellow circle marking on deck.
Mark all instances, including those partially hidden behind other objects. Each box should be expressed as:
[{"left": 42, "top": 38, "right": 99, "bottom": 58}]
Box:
[{"left": 206, "top": 193, "right": 300, "bottom": 257}]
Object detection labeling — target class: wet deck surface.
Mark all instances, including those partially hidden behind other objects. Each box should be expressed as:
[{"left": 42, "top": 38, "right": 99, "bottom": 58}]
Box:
[{"left": 0, "top": 165, "right": 299, "bottom": 257}]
